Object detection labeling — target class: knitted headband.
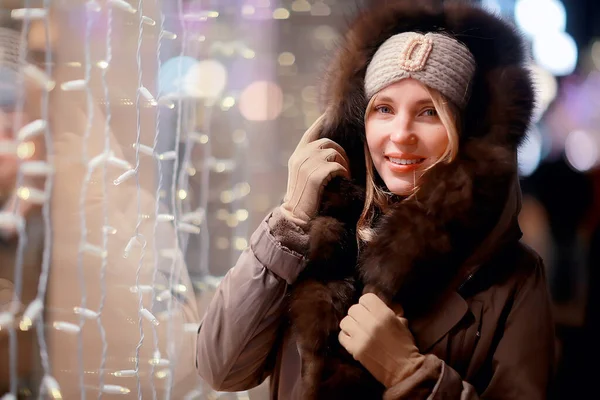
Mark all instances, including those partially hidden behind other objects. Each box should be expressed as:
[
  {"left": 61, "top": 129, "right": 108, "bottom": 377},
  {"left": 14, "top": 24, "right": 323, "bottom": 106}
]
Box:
[{"left": 364, "top": 32, "right": 477, "bottom": 109}]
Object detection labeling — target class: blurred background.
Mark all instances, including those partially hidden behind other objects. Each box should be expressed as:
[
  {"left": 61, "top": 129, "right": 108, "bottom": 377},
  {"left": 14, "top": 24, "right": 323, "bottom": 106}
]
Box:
[{"left": 0, "top": 0, "right": 598, "bottom": 398}]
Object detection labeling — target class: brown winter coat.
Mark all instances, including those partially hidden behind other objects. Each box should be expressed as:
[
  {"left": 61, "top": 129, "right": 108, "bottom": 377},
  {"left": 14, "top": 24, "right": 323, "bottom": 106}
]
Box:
[
  {"left": 197, "top": 202, "right": 555, "bottom": 398},
  {"left": 197, "top": 1, "right": 555, "bottom": 398}
]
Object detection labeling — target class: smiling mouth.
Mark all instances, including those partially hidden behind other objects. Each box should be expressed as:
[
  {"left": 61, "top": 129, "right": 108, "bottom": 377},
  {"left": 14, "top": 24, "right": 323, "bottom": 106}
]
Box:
[{"left": 386, "top": 157, "right": 426, "bottom": 165}]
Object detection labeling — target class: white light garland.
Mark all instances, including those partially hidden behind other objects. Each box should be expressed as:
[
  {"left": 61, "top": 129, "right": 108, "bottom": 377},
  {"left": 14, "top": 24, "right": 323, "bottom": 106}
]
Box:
[
  {"left": 3, "top": 0, "right": 57, "bottom": 396},
  {"left": 11, "top": 8, "right": 48, "bottom": 20},
  {"left": 53, "top": 321, "right": 81, "bottom": 333},
  {"left": 108, "top": 0, "right": 137, "bottom": 14},
  {"left": 0, "top": 212, "right": 25, "bottom": 233},
  {"left": 42, "top": 375, "right": 63, "bottom": 399},
  {"left": 133, "top": 142, "right": 155, "bottom": 156},
  {"left": 157, "top": 213, "right": 175, "bottom": 222},
  {"left": 96, "top": 0, "right": 114, "bottom": 392},
  {"left": 142, "top": 16, "right": 156, "bottom": 26},
  {"left": 21, "top": 298, "right": 44, "bottom": 328},
  {"left": 158, "top": 150, "right": 177, "bottom": 160},
  {"left": 162, "top": 0, "right": 189, "bottom": 394},
  {"left": 5, "top": 0, "right": 247, "bottom": 397},
  {"left": 101, "top": 384, "right": 131, "bottom": 395},
  {"left": 60, "top": 79, "right": 87, "bottom": 91},
  {"left": 113, "top": 169, "right": 137, "bottom": 185},
  {"left": 86, "top": 0, "right": 101, "bottom": 13},
  {"left": 22, "top": 64, "right": 55, "bottom": 91},
  {"left": 72, "top": 0, "right": 98, "bottom": 394},
  {"left": 20, "top": 161, "right": 54, "bottom": 177},
  {"left": 177, "top": 222, "right": 201, "bottom": 235},
  {"left": 81, "top": 243, "right": 108, "bottom": 259},
  {"left": 139, "top": 85, "right": 157, "bottom": 105},
  {"left": 73, "top": 307, "right": 100, "bottom": 319},
  {"left": 112, "top": 369, "right": 137, "bottom": 377},
  {"left": 0, "top": 312, "right": 14, "bottom": 329},
  {"left": 17, "top": 119, "right": 47, "bottom": 141}
]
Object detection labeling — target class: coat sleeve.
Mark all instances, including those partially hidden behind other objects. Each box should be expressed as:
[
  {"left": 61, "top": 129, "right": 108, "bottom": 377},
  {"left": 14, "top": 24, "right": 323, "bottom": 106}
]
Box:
[
  {"left": 384, "top": 257, "right": 556, "bottom": 400},
  {"left": 196, "top": 207, "right": 308, "bottom": 391}
]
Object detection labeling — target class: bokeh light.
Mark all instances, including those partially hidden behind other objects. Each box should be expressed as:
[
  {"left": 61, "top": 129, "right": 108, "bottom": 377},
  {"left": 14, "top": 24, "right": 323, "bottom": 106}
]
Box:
[
  {"left": 184, "top": 59, "right": 227, "bottom": 99},
  {"left": 533, "top": 31, "right": 578, "bottom": 76},
  {"left": 565, "top": 130, "right": 599, "bottom": 172},
  {"left": 239, "top": 81, "right": 284, "bottom": 121},
  {"left": 515, "top": 0, "right": 566, "bottom": 36},
  {"left": 518, "top": 126, "right": 543, "bottom": 176}
]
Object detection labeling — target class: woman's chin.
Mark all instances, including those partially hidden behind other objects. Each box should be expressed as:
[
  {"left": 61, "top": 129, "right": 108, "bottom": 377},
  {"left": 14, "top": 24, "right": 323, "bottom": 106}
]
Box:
[{"left": 383, "top": 179, "right": 415, "bottom": 197}]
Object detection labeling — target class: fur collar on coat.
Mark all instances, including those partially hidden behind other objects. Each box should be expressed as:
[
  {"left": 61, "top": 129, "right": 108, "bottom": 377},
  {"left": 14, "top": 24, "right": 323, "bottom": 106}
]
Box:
[{"left": 286, "top": 1, "right": 534, "bottom": 398}]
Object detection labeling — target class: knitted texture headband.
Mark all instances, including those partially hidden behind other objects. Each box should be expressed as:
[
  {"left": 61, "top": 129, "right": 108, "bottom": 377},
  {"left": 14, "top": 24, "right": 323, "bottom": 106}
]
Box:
[{"left": 364, "top": 32, "right": 477, "bottom": 109}]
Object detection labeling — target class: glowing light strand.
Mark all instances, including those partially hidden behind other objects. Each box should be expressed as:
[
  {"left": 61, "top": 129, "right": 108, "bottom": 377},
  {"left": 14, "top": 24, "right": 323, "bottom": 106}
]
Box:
[
  {"left": 97, "top": 0, "right": 115, "bottom": 396},
  {"left": 199, "top": 109, "right": 213, "bottom": 276},
  {"left": 74, "top": 1, "right": 97, "bottom": 397},
  {"left": 132, "top": 1, "right": 151, "bottom": 398},
  {"left": 37, "top": 0, "right": 56, "bottom": 393},
  {"left": 175, "top": 107, "right": 194, "bottom": 257},
  {"left": 165, "top": 0, "right": 188, "bottom": 395},
  {"left": 148, "top": 2, "right": 168, "bottom": 397}
]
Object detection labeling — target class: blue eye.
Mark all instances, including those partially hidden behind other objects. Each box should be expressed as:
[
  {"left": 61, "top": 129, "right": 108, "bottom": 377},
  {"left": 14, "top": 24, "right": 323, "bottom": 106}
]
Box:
[
  {"left": 422, "top": 108, "right": 438, "bottom": 117},
  {"left": 375, "top": 105, "right": 392, "bottom": 114}
]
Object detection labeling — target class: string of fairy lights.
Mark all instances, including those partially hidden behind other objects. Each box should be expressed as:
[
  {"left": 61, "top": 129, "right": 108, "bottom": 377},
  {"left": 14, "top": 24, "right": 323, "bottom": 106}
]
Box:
[
  {"left": 0, "top": 0, "right": 353, "bottom": 398},
  {"left": 0, "top": 0, "right": 56, "bottom": 399}
]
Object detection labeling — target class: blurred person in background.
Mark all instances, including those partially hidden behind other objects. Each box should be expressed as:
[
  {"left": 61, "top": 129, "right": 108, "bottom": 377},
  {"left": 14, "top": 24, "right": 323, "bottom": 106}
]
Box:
[{"left": 0, "top": 26, "right": 44, "bottom": 397}]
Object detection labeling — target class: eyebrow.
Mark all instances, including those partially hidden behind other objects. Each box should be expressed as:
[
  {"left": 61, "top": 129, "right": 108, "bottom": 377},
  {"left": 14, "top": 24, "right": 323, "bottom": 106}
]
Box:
[{"left": 375, "top": 95, "right": 434, "bottom": 106}]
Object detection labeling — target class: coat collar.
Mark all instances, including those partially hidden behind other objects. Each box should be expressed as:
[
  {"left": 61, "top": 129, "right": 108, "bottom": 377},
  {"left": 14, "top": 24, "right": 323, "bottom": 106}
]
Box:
[
  {"left": 411, "top": 290, "right": 469, "bottom": 353},
  {"left": 406, "top": 174, "right": 523, "bottom": 352}
]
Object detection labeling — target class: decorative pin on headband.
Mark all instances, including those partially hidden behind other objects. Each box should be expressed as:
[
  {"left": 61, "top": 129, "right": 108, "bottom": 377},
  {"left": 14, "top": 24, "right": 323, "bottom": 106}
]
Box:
[{"left": 398, "top": 34, "right": 433, "bottom": 72}]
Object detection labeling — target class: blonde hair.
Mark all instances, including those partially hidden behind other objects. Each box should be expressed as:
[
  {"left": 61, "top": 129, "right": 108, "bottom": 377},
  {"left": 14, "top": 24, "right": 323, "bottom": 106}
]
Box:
[{"left": 357, "top": 84, "right": 461, "bottom": 243}]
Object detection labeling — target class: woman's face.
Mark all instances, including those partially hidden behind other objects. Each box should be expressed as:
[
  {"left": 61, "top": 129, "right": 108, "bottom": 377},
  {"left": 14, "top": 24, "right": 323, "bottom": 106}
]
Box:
[{"left": 365, "top": 78, "right": 449, "bottom": 196}]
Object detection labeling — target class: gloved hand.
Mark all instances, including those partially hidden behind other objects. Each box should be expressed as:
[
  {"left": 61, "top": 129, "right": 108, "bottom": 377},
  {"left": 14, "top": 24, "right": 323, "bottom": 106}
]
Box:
[
  {"left": 339, "top": 293, "right": 426, "bottom": 388},
  {"left": 280, "top": 112, "right": 350, "bottom": 228}
]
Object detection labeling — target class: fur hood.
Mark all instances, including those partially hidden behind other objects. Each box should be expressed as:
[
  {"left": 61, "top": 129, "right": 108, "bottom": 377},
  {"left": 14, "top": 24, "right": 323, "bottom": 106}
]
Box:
[
  {"left": 318, "top": 0, "right": 534, "bottom": 176},
  {"left": 287, "top": 1, "right": 533, "bottom": 398}
]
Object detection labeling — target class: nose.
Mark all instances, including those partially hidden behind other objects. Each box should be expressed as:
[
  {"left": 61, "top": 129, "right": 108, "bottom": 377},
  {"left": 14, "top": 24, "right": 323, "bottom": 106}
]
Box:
[{"left": 389, "top": 113, "right": 417, "bottom": 146}]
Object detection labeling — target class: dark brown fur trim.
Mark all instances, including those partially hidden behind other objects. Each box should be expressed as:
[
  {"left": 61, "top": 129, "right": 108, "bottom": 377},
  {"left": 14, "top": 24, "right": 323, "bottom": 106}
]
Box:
[{"left": 267, "top": 207, "right": 310, "bottom": 256}]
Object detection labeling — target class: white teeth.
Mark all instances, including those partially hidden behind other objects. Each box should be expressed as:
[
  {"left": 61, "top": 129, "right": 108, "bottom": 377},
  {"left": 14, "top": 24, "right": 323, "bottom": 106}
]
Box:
[{"left": 388, "top": 157, "right": 422, "bottom": 165}]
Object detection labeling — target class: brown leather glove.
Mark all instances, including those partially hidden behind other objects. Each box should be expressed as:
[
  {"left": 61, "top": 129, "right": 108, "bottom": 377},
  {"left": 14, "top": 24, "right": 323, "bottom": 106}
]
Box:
[{"left": 280, "top": 112, "right": 350, "bottom": 228}]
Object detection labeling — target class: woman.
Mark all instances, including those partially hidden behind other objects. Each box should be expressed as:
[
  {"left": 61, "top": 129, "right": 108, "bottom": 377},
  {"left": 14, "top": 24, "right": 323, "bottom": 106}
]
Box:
[{"left": 196, "top": 1, "right": 555, "bottom": 399}]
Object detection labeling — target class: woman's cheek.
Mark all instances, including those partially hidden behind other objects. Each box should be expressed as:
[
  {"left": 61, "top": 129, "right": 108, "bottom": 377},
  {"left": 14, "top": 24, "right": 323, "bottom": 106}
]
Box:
[
  {"left": 429, "top": 126, "right": 450, "bottom": 157},
  {"left": 366, "top": 123, "right": 386, "bottom": 153}
]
